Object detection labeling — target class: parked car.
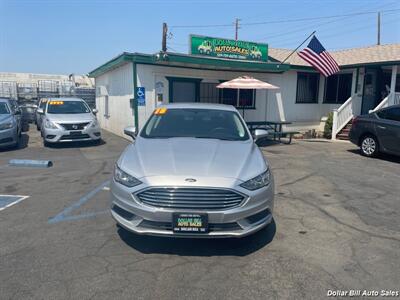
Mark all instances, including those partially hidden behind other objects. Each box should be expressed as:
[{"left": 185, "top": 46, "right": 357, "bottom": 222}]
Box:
[
  {"left": 0, "top": 98, "right": 22, "bottom": 148},
  {"left": 35, "top": 98, "right": 48, "bottom": 130},
  {"left": 110, "top": 103, "right": 274, "bottom": 238},
  {"left": 38, "top": 97, "right": 101, "bottom": 146},
  {"left": 7, "top": 99, "right": 23, "bottom": 128},
  {"left": 20, "top": 100, "right": 38, "bottom": 123},
  {"left": 349, "top": 105, "right": 400, "bottom": 157}
]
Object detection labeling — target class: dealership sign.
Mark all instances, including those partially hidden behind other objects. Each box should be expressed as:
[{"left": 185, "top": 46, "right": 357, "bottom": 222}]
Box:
[{"left": 190, "top": 35, "right": 268, "bottom": 61}]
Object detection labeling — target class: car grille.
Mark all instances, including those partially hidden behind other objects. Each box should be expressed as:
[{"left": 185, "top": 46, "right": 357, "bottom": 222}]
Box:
[
  {"left": 59, "top": 122, "right": 90, "bottom": 130},
  {"left": 136, "top": 187, "right": 245, "bottom": 210},
  {"left": 60, "top": 134, "right": 90, "bottom": 140}
]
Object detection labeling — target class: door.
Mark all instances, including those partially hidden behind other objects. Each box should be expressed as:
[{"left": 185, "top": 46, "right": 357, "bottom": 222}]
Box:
[
  {"left": 361, "top": 69, "right": 378, "bottom": 114},
  {"left": 375, "top": 107, "right": 400, "bottom": 153},
  {"left": 167, "top": 78, "right": 201, "bottom": 103}
]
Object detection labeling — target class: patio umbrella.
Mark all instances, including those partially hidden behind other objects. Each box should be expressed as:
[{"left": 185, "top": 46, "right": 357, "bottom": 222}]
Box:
[{"left": 216, "top": 76, "right": 279, "bottom": 120}]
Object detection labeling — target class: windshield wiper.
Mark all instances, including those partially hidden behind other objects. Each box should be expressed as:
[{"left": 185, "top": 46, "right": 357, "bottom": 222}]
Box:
[{"left": 194, "top": 136, "right": 236, "bottom": 141}]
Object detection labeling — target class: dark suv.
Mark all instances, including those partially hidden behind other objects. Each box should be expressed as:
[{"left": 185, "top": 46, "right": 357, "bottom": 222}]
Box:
[{"left": 349, "top": 105, "right": 400, "bottom": 157}]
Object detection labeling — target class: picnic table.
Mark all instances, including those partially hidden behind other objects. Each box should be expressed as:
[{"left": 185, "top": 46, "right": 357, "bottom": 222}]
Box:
[{"left": 246, "top": 121, "right": 298, "bottom": 144}]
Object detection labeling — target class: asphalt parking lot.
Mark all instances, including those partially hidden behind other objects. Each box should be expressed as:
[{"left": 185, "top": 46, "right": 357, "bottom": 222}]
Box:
[{"left": 0, "top": 127, "right": 399, "bottom": 299}]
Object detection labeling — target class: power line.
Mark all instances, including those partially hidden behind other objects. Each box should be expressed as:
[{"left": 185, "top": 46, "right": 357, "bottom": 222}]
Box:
[
  {"left": 251, "top": 9, "right": 400, "bottom": 43},
  {"left": 240, "top": 8, "right": 400, "bottom": 26},
  {"left": 170, "top": 8, "right": 400, "bottom": 29}
]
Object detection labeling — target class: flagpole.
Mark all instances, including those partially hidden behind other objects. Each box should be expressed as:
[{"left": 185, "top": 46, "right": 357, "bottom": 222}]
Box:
[{"left": 279, "top": 31, "right": 316, "bottom": 65}]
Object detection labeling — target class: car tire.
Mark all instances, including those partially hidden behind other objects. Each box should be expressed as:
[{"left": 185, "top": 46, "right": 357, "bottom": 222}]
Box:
[{"left": 360, "top": 135, "right": 378, "bottom": 157}]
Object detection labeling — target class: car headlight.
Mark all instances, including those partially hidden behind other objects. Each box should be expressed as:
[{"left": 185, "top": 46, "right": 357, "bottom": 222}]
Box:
[
  {"left": 90, "top": 119, "right": 99, "bottom": 128},
  {"left": 240, "top": 169, "right": 270, "bottom": 191},
  {"left": 44, "top": 119, "right": 58, "bottom": 129},
  {"left": 0, "top": 122, "right": 13, "bottom": 130},
  {"left": 114, "top": 165, "right": 142, "bottom": 187}
]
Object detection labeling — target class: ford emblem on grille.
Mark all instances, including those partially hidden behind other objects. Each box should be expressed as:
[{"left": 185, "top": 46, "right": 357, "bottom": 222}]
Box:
[{"left": 185, "top": 178, "right": 197, "bottom": 183}]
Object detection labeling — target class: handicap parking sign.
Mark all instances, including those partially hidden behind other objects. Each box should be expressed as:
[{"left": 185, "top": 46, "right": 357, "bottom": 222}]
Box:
[{"left": 136, "top": 87, "right": 146, "bottom": 106}]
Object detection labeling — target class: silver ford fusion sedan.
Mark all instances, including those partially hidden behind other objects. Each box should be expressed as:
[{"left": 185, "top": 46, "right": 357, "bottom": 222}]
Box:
[
  {"left": 111, "top": 103, "right": 274, "bottom": 238},
  {"left": 38, "top": 98, "right": 101, "bottom": 145}
]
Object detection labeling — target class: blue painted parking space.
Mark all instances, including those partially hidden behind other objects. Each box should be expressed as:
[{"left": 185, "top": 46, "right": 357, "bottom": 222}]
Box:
[{"left": 0, "top": 195, "right": 29, "bottom": 211}]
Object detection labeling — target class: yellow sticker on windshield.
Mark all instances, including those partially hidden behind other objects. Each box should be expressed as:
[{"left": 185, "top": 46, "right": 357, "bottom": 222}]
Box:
[
  {"left": 49, "top": 101, "right": 64, "bottom": 105},
  {"left": 154, "top": 108, "right": 167, "bottom": 115}
]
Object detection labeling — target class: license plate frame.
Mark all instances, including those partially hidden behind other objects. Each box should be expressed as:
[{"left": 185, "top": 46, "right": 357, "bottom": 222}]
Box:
[{"left": 172, "top": 213, "right": 208, "bottom": 234}]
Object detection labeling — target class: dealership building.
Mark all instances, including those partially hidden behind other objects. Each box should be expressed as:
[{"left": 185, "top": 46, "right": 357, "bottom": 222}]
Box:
[{"left": 89, "top": 36, "right": 399, "bottom": 140}]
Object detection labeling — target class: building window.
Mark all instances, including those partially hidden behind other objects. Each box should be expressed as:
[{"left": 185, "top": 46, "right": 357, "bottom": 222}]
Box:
[
  {"left": 296, "top": 72, "right": 319, "bottom": 103},
  {"left": 200, "top": 83, "right": 219, "bottom": 103},
  {"left": 221, "top": 88, "right": 255, "bottom": 108},
  {"left": 324, "top": 73, "right": 352, "bottom": 104}
]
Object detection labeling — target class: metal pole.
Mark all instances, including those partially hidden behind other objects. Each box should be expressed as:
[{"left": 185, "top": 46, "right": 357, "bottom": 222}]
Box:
[
  {"left": 377, "top": 12, "right": 381, "bottom": 45},
  {"left": 235, "top": 18, "right": 240, "bottom": 40},
  {"left": 162, "top": 23, "right": 168, "bottom": 52},
  {"left": 279, "top": 31, "right": 316, "bottom": 65}
]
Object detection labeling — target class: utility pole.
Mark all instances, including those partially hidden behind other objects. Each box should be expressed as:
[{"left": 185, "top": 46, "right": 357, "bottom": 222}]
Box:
[
  {"left": 235, "top": 18, "right": 240, "bottom": 40},
  {"left": 162, "top": 22, "right": 168, "bottom": 52},
  {"left": 377, "top": 12, "right": 381, "bottom": 45}
]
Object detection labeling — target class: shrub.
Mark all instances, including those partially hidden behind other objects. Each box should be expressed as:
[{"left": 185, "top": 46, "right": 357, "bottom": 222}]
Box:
[{"left": 324, "top": 112, "right": 333, "bottom": 139}]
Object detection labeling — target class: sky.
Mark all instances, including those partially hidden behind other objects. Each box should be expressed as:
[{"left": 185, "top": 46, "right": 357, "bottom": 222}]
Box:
[{"left": 0, "top": 0, "right": 399, "bottom": 75}]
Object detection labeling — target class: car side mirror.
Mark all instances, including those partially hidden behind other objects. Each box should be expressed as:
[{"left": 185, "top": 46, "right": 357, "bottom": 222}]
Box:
[
  {"left": 37, "top": 108, "right": 44, "bottom": 114},
  {"left": 92, "top": 108, "right": 98, "bottom": 114},
  {"left": 124, "top": 126, "right": 137, "bottom": 140},
  {"left": 14, "top": 110, "right": 21, "bottom": 115},
  {"left": 253, "top": 129, "right": 269, "bottom": 141}
]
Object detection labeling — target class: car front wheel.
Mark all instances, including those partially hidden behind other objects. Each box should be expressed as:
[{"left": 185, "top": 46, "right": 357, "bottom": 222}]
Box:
[{"left": 360, "top": 135, "right": 378, "bottom": 157}]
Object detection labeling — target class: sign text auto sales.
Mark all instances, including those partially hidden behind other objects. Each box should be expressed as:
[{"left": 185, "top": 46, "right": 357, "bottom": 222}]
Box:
[{"left": 190, "top": 35, "right": 269, "bottom": 61}]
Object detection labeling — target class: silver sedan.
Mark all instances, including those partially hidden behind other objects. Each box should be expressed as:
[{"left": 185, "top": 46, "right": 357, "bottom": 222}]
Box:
[
  {"left": 111, "top": 103, "right": 274, "bottom": 238},
  {"left": 38, "top": 98, "right": 101, "bottom": 145}
]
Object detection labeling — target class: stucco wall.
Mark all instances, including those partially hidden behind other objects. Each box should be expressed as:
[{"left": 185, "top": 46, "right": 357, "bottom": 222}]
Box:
[{"left": 95, "top": 62, "right": 134, "bottom": 137}]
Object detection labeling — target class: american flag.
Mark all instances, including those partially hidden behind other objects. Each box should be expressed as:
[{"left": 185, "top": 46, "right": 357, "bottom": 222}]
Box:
[{"left": 298, "top": 36, "right": 340, "bottom": 77}]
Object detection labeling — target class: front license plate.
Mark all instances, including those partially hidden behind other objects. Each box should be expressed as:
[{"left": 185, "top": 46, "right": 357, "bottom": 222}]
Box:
[
  {"left": 69, "top": 131, "right": 82, "bottom": 135},
  {"left": 173, "top": 213, "right": 208, "bottom": 233}
]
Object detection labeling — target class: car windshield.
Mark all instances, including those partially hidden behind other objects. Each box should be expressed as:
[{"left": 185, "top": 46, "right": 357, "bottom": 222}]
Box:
[
  {"left": 0, "top": 103, "right": 10, "bottom": 114},
  {"left": 141, "top": 108, "right": 250, "bottom": 141},
  {"left": 47, "top": 100, "right": 90, "bottom": 114}
]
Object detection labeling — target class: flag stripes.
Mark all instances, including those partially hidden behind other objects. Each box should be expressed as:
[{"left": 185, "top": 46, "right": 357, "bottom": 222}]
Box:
[{"left": 298, "top": 36, "right": 340, "bottom": 77}]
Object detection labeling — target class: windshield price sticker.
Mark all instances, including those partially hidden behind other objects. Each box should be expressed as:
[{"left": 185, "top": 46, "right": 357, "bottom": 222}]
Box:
[
  {"left": 49, "top": 101, "right": 64, "bottom": 105},
  {"left": 154, "top": 108, "right": 167, "bottom": 115}
]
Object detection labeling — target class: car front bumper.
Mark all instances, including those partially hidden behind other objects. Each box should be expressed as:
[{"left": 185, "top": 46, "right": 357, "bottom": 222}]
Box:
[
  {"left": 0, "top": 127, "right": 18, "bottom": 147},
  {"left": 42, "top": 125, "right": 101, "bottom": 143},
  {"left": 110, "top": 176, "right": 275, "bottom": 238}
]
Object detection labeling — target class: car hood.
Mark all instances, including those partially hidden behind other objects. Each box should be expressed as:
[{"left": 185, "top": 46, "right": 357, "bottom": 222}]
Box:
[
  {"left": 118, "top": 137, "right": 267, "bottom": 182},
  {"left": 0, "top": 114, "right": 13, "bottom": 124},
  {"left": 46, "top": 113, "right": 94, "bottom": 123}
]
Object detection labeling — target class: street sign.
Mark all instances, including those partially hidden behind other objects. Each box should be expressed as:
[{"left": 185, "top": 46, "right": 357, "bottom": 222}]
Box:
[{"left": 136, "top": 87, "right": 146, "bottom": 106}]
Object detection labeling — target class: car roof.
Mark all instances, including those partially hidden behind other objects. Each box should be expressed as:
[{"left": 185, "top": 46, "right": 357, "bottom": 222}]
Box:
[
  {"left": 0, "top": 98, "right": 11, "bottom": 104},
  {"left": 157, "top": 103, "right": 237, "bottom": 111}
]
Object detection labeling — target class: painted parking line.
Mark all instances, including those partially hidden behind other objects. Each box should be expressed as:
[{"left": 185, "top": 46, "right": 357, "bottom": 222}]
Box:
[
  {"left": 48, "top": 180, "right": 110, "bottom": 224},
  {"left": 0, "top": 195, "right": 30, "bottom": 211}
]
